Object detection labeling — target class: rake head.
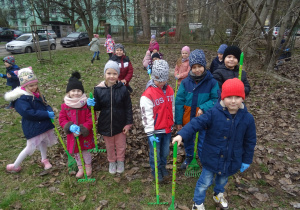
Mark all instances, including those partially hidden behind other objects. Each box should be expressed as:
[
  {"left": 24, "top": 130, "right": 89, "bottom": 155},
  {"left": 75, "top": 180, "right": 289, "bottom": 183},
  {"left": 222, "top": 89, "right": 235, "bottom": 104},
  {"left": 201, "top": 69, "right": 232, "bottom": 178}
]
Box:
[
  {"left": 88, "top": 148, "right": 107, "bottom": 153},
  {"left": 148, "top": 202, "right": 169, "bottom": 205},
  {"left": 168, "top": 203, "right": 175, "bottom": 210},
  {"left": 78, "top": 178, "right": 95, "bottom": 183},
  {"left": 185, "top": 165, "right": 201, "bottom": 177}
]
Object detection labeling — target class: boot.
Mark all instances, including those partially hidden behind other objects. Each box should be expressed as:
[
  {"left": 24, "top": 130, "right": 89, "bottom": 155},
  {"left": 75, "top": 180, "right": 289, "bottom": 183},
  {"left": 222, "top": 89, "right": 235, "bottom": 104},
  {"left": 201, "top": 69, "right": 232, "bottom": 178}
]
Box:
[
  {"left": 96, "top": 56, "right": 100, "bottom": 60},
  {"left": 76, "top": 166, "right": 84, "bottom": 178},
  {"left": 180, "top": 155, "right": 193, "bottom": 170},
  {"left": 151, "top": 170, "right": 163, "bottom": 183},
  {"left": 41, "top": 159, "right": 52, "bottom": 170},
  {"left": 91, "top": 58, "right": 94, "bottom": 64},
  {"left": 86, "top": 164, "right": 92, "bottom": 176}
]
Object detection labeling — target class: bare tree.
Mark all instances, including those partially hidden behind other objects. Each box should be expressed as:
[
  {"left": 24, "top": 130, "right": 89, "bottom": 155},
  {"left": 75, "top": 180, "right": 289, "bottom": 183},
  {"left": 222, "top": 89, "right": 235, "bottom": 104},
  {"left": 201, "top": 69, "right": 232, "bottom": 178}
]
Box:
[
  {"left": 139, "top": 0, "right": 150, "bottom": 37},
  {"left": 30, "top": 0, "right": 51, "bottom": 22},
  {"left": 0, "top": 9, "right": 10, "bottom": 27},
  {"left": 175, "top": 0, "right": 189, "bottom": 42}
]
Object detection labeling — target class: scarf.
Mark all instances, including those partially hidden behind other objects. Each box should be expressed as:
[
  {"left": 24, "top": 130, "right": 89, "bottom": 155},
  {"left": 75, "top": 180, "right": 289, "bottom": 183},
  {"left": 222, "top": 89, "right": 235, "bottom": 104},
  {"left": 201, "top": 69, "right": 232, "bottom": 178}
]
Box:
[
  {"left": 189, "top": 69, "right": 207, "bottom": 83},
  {"left": 182, "top": 58, "right": 188, "bottom": 63},
  {"left": 21, "top": 86, "right": 40, "bottom": 98},
  {"left": 64, "top": 93, "right": 88, "bottom": 108}
]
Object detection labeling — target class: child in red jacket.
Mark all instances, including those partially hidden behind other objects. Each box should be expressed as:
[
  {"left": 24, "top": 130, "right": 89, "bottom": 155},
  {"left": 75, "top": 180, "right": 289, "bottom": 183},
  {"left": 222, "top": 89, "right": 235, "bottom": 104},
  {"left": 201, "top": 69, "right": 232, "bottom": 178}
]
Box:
[
  {"left": 140, "top": 60, "right": 174, "bottom": 182},
  {"left": 59, "top": 72, "right": 95, "bottom": 178}
]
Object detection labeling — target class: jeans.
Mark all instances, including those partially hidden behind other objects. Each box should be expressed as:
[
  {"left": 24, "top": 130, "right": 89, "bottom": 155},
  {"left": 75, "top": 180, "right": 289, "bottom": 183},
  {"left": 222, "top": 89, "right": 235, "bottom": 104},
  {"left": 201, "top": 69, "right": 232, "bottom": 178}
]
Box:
[
  {"left": 183, "top": 130, "right": 205, "bottom": 157},
  {"left": 193, "top": 167, "right": 228, "bottom": 205},
  {"left": 148, "top": 133, "right": 171, "bottom": 171},
  {"left": 93, "top": 51, "right": 100, "bottom": 58}
]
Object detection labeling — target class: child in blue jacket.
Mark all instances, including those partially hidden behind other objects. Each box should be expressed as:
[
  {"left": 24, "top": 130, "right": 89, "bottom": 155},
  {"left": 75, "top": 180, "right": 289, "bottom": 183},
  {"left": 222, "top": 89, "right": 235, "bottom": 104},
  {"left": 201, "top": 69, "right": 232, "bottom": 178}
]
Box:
[
  {"left": 209, "top": 44, "right": 227, "bottom": 74},
  {"left": 173, "top": 78, "right": 256, "bottom": 210},
  {"left": 175, "top": 49, "right": 219, "bottom": 169},
  {"left": 1, "top": 56, "right": 20, "bottom": 109},
  {"left": 4, "top": 67, "right": 57, "bottom": 173}
]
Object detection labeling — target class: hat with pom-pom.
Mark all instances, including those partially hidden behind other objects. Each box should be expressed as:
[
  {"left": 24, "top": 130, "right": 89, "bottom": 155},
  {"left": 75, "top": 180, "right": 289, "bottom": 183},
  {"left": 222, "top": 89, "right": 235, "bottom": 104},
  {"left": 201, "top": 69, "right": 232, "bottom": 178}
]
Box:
[
  {"left": 66, "top": 72, "right": 84, "bottom": 93},
  {"left": 17, "top": 67, "right": 38, "bottom": 87},
  {"left": 3, "top": 56, "right": 15, "bottom": 65}
]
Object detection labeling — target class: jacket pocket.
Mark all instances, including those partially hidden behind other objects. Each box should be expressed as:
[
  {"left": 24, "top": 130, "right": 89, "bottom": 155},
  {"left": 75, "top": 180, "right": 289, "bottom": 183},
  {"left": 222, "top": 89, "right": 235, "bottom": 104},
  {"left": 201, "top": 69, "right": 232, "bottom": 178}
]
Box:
[{"left": 200, "top": 143, "right": 221, "bottom": 172}]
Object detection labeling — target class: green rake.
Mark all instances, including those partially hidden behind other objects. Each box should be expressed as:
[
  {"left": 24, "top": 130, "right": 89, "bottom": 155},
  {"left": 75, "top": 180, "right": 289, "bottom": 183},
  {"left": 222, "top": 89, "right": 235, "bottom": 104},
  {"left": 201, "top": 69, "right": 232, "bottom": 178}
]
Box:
[
  {"left": 75, "top": 136, "right": 95, "bottom": 183},
  {"left": 88, "top": 92, "right": 106, "bottom": 153},
  {"left": 51, "top": 118, "right": 77, "bottom": 173},
  {"left": 238, "top": 52, "right": 244, "bottom": 80},
  {"left": 174, "top": 77, "right": 178, "bottom": 99},
  {"left": 148, "top": 139, "right": 168, "bottom": 206},
  {"left": 185, "top": 132, "right": 201, "bottom": 177},
  {"left": 168, "top": 142, "right": 178, "bottom": 210}
]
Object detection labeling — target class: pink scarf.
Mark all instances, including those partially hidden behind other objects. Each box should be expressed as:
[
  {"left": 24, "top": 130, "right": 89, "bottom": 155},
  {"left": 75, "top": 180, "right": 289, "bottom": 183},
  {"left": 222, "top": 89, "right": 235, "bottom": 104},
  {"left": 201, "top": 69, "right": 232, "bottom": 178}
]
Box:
[
  {"left": 21, "top": 86, "right": 40, "bottom": 98},
  {"left": 64, "top": 94, "right": 88, "bottom": 108}
]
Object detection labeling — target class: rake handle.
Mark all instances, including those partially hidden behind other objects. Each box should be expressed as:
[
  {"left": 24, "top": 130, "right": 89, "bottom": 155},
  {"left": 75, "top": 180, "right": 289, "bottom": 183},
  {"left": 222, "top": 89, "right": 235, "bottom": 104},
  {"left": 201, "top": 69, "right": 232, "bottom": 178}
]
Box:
[
  {"left": 193, "top": 132, "right": 199, "bottom": 159},
  {"left": 170, "top": 142, "right": 178, "bottom": 209},
  {"left": 153, "top": 139, "right": 160, "bottom": 204},
  {"left": 89, "top": 92, "right": 99, "bottom": 151},
  {"left": 51, "top": 119, "right": 69, "bottom": 155},
  {"left": 238, "top": 52, "right": 244, "bottom": 81},
  {"left": 75, "top": 136, "right": 88, "bottom": 179}
]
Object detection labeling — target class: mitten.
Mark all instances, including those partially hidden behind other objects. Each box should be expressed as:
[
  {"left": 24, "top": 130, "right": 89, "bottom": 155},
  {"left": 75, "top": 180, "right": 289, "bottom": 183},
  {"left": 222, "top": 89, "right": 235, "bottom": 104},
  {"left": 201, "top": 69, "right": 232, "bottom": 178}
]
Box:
[
  {"left": 47, "top": 111, "right": 55, "bottom": 119},
  {"left": 147, "top": 69, "right": 151, "bottom": 75},
  {"left": 240, "top": 163, "right": 250, "bottom": 173},
  {"left": 149, "top": 135, "right": 159, "bottom": 146},
  {"left": 0, "top": 73, "right": 3, "bottom": 78},
  {"left": 87, "top": 98, "right": 95, "bottom": 106},
  {"left": 70, "top": 124, "right": 80, "bottom": 134}
]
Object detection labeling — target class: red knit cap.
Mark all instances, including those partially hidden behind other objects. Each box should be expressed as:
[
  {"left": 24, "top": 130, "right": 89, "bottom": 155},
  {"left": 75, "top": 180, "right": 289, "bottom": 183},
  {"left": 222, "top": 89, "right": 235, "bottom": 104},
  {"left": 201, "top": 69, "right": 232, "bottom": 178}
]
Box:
[{"left": 221, "top": 78, "right": 245, "bottom": 100}]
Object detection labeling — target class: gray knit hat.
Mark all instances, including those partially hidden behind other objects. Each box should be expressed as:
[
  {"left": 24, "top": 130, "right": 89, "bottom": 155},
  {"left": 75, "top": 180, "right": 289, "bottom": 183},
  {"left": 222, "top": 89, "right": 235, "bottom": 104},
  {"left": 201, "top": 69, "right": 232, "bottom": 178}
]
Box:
[
  {"left": 104, "top": 60, "right": 120, "bottom": 75},
  {"left": 114, "top": 43, "right": 124, "bottom": 52},
  {"left": 152, "top": 60, "right": 169, "bottom": 82},
  {"left": 189, "top": 49, "right": 207, "bottom": 68}
]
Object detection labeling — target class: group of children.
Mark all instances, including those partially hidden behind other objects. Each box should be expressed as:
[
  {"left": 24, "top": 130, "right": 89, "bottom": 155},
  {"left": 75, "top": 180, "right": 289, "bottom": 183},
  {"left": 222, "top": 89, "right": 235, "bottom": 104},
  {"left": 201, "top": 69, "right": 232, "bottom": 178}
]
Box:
[{"left": 2, "top": 39, "right": 256, "bottom": 209}]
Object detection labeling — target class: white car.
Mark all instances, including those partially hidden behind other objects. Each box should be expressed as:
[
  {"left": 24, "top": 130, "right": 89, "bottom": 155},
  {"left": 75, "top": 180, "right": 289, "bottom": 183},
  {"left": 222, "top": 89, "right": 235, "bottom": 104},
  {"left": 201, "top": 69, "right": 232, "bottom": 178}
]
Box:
[{"left": 6, "top": 33, "right": 56, "bottom": 54}]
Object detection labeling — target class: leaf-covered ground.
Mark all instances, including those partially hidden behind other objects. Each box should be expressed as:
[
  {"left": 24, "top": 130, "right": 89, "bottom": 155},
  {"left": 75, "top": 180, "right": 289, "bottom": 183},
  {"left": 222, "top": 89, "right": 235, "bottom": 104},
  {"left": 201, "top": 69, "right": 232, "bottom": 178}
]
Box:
[{"left": 0, "top": 44, "right": 299, "bottom": 209}]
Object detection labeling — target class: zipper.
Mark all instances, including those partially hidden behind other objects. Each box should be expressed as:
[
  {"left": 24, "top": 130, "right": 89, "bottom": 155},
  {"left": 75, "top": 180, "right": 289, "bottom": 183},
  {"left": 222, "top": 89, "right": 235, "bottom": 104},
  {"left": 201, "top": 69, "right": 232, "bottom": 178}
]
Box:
[{"left": 110, "top": 86, "right": 113, "bottom": 136}]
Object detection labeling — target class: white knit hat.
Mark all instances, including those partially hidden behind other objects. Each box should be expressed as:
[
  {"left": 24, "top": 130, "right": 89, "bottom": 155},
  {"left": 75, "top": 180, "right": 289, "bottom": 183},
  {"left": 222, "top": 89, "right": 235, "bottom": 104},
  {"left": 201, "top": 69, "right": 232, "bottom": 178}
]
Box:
[{"left": 151, "top": 60, "right": 169, "bottom": 82}]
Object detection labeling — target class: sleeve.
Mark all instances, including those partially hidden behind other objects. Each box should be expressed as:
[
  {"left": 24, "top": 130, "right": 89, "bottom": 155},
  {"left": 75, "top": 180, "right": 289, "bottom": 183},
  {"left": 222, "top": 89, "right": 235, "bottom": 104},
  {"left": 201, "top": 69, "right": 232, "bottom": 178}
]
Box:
[
  {"left": 140, "top": 95, "right": 155, "bottom": 136},
  {"left": 179, "top": 65, "right": 190, "bottom": 79},
  {"left": 124, "top": 61, "right": 133, "bottom": 83},
  {"left": 14, "top": 98, "right": 49, "bottom": 121},
  {"left": 124, "top": 89, "right": 133, "bottom": 125},
  {"left": 79, "top": 109, "right": 93, "bottom": 137},
  {"left": 89, "top": 39, "right": 96, "bottom": 46},
  {"left": 93, "top": 88, "right": 102, "bottom": 111},
  {"left": 213, "top": 69, "right": 224, "bottom": 89},
  {"left": 104, "top": 39, "right": 107, "bottom": 47},
  {"left": 242, "top": 71, "right": 251, "bottom": 96},
  {"left": 242, "top": 115, "right": 257, "bottom": 164},
  {"left": 10, "top": 71, "right": 19, "bottom": 81},
  {"left": 174, "top": 64, "right": 179, "bottom": 77},
  {"left": 175, "top": 83, "right": 186, "bottom": 125},
  {"left": 199, "top": 82, "right": 219, "bottom": 112},
  {"left": 2, "top": 74, "right": 7, "bottom": 78},
  {"left": 209, "top": 60, "right": 215, "bottom": 73},
  {"left": 58, "top": 104, "right": 72, "bottom": 134}
]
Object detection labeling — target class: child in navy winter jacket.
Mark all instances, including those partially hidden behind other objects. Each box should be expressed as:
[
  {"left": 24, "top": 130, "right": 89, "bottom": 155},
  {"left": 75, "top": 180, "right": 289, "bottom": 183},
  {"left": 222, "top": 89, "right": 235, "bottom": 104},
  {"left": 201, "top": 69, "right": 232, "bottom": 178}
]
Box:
[
  {"left": 1, "top": 56, "right": 20, "bottom": 109},
  {"left": 172, "top": 78, "right": 256, "bottom": 210},
  {"left": 140, "top": 60, "right": 174, "bottom": 182},
  {"left": 4, "top": 67, "right": 57, "bottom": 173},
  {"left": 209, "top": 44, "right": 227, "bottom": 74}
]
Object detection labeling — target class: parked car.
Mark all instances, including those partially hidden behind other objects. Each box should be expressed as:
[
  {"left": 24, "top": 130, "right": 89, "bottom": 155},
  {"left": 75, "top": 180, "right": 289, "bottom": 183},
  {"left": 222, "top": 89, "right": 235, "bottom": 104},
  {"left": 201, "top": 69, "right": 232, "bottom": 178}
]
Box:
[
  {"left": 0, "top": 29, "right": 23, "bottom": 42},
  {"left": 60, "top": 32, "right": 90, "bottom": 47},
  {"left": 36, "top": 29, "right": 57, "bottom": 40},
  {"left": 5, "top": 33, "right": 56, "bottom": 54},
  {"left": 160, "top": 28, "right": 176, "bottom": 37},
  {"left": 0, "top": 27, "right": 9, "bottom": 34}
]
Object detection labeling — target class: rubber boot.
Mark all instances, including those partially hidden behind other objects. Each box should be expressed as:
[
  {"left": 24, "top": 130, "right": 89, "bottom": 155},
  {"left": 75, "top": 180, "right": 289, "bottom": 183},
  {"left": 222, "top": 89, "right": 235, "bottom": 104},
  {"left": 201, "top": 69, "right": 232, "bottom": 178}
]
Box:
[
  {"left": 96, "top": 56, "right": 100, "bottom": 60},
  {"left": 91, "top": 58, "right": 94, "bottom": 64},
  {"left": 180, "top": 155, "right": 193, "bottom": 170}
]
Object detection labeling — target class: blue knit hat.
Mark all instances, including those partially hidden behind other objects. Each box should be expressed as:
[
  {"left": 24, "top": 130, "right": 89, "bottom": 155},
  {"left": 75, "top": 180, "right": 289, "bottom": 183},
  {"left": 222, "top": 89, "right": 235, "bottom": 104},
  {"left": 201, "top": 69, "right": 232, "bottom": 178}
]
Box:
[
  {"left": 3, "top": 56, "right": 15, "bottom": 65},
  {"left": 114, "top": 43, "right": 124, "bottom": 52},
  {"left": 189, "top": 49, "right": 206, "bottom": 68},
  {"left": 217, "top": 44, "right": 228, "bottom": 54}
]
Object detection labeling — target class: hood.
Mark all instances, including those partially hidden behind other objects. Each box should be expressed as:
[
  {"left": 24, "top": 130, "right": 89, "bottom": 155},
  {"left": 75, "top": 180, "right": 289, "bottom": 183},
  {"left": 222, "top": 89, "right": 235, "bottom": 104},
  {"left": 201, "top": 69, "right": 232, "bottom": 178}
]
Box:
[
  {"left": 61, "top": 37, "right": 77, "bottom": 41},
  {"left": 96, "top": 81, "right": 124, "bottom": 89},
  {"left": 4, "top": 86, "right": 32, "bottom": 102},
  {"left": 6, "top": 40, "right": 31, "bottom": 46},
  {"left": 145, "top": 79, "right": 168, "bottom": 91}
]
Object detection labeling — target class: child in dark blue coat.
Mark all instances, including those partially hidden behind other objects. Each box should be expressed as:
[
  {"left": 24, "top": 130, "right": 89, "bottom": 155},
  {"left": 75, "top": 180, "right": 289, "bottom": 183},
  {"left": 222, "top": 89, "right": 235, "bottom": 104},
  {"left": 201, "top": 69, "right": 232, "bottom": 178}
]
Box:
[
  {"left": 172, "top": 78, "right": 256, "bottom": 210},
  {"left": 1, "top": 56, "right": 20, "bottom": 109},
  {"left": 4, "top": 67, "right": 57, "bottom": 173},
  {"left": 209, "top": 44, "right": 227, "bottom": 74}
]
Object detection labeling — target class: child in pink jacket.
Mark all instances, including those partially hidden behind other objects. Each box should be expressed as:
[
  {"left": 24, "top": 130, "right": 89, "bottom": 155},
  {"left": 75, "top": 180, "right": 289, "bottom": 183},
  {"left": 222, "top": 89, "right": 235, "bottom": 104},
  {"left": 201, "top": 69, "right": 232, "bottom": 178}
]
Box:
[
  {"left": 59, "top": 72, "right": 95, "bottom": 178},
  {"left": 104, "top": 34, "right": 115, "bottom": 59},
  {"left": 174, "top": 46, "right": 191, "bottom": 86}
]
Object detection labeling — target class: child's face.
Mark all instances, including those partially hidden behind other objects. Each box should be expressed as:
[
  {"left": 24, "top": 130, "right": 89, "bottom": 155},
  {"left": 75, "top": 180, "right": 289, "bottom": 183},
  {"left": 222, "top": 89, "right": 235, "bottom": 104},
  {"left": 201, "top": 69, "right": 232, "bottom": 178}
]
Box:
[
  {"left": 224, "top": 55, "right": 238, "bottom": 69},
  {"left": 69, "top": 89, "right": 83, "bottom": 98},
  {"left": 223, "top": 96, "right": 244, "bottom": 114},
  {"left": 191, "top": 64, "right": 205, "bottom": 76},
  {"left": 25, "top": 82, "right": 38, "bottom": 93},
  {"left": 152, "top": 57, "right": 160, "bottom": 62},
  {"left": 182, "top": 51, "right": 189, "bottom": 59},
  {"left": 154, "top": 80, "right": 167, "bottom": 89},
  {"left": 153, "top": 49, "right": 158, "bottom": 54},
  {"left": 217, "top": 53, "right": 223, "bottom": 61},
  {"left": 105, "top": 68, "right": 119, "bottom": 86},
  {"left": 115, "top": 48, "right": 124, "bottom": 57},
  {"left": 4, "top": 62, "right": 11, "bottom": 68}
]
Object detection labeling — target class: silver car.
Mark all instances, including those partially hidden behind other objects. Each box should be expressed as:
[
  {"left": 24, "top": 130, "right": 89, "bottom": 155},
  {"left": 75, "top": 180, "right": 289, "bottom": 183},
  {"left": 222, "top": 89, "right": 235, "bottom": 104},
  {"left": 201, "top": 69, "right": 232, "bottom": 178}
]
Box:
[
  {"left": 6, "top": 33, "right": 56, "bottom": 54},
  {"left": 36, "top": 29, "right": 57, "bottom": 40}
]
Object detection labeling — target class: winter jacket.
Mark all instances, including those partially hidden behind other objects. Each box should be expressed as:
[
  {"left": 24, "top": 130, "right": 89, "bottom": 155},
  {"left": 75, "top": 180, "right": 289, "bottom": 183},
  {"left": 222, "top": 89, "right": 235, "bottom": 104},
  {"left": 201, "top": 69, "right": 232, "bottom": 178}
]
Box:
[
  {"left": 140, "top": 80, "right": 175, "bottom": 136},
  {"left": 104, "top": 38, "right": 115, "bottom": 53},
  {"left": 174, "top": 59, "right": 190, "bottom": 86},
  {"left": 147, "top": 53, "right": 163, "bottom": 71},
  {"left": 94, "top": 81, "right": 133, "bottom": 137},
  {"left": 2, "top": 64, "right": 20, "bottom": 89},
  {"left": 209, "top": 56, "right": 223, "bottom": 74},
  {"left": 4, "top": 87, "right": 54, "bottom": 139},
  {"left": 178, "top": 101, "right": 256, "bottom": 177},
  {"left": 148, "top": 40, "right": 159, "bottom": 52},
  {"left": 110, "top": 55, "right": 134, "bottom": 86},
  {"left": 143, "top": 50, "right": 151, "bottom": 68},
  {"left": 175, "top": 71, "right": 219, "bottom": 126},
  {"left": 213, "top": 64, "right": 251, "bottom": 96},
  {"left": 89, "top": 38, "right": 101, "bottom": 52},
  {"left": 59, "top": 103, "right": 95, "bottom": 154}
]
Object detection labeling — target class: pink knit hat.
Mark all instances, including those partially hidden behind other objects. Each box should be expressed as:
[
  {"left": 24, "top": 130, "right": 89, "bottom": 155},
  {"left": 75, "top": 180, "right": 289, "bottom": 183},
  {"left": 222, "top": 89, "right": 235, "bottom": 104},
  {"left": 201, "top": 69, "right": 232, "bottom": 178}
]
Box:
[
  {"left": 181, "top": 46, "right": 190, "bottom": 54},
  {"left": 107, "top": 34, "right": 111, "bottom": 38},
  {"left": 94, "top": 34, "right": 99, "bottom": 38}
]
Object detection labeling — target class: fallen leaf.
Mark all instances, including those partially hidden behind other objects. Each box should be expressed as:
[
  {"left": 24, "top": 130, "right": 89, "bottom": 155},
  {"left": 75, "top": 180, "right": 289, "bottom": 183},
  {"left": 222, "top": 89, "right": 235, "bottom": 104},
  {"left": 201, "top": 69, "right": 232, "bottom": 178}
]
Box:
[
  {"left": 279, "top": 177, "right": 292, "bottom": 185},
  {"left": 99, "top": 200, "right": 108, "bottom": 206},
  {"left": 178, "top": 204, "right": 189, "bottom": 210},
  {"left": 118, "top": 202, "right": 126, "bottom": 209},
  {"left": 79, "top": 195, "right": 86, "bottom": 202},
  {"left": 124, "top": 188, "right": 131, "bottom": 194},
  {"left": 254, "top": 192, "right": 269, "bottom": 202},
  {"left": 49, "top": 178, "right": 56, "bottom": 183},
  {"left": 114, "top": 177, "right": 121, "bottom": 183},
  {"left": 265, "top": 175, "right": 274, "bottom": 180}
]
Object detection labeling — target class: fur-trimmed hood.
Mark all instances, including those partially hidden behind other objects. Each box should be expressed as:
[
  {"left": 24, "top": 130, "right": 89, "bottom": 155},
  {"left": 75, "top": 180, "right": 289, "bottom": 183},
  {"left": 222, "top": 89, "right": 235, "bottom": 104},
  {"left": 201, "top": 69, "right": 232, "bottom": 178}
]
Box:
[{"left": 4, "top": 86, "right": 32, "bottom": 102}]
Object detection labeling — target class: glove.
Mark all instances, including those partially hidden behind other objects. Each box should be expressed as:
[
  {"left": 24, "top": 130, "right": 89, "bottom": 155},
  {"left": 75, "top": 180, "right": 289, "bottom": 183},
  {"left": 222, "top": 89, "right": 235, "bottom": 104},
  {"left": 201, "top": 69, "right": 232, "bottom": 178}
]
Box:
[
  {"left": 70, "top": 124, "right": 80, "bottom": 134},
  {"left": 0, "top": 73, "right": 3, "bottom": 77},
  {"left": 47, "top": 111, "right": 55, "bottom": 119},
  {"left": 87, "top": 98, "right": 95, "bottom": 106},
  {"left": 175, "top": 76, "right": 178, "bottom": 80},
  {"left": 88, "top": 43, "right": 90, "bottom": 46},
  {"left": 147, "top": 69, "right": 151, "bottom": 75},
  {"left": 240, "top": 163, "right": 250, "bottom": 173},
  {"left": 149, "top": 135, "right": 159, "bottom": 146}
]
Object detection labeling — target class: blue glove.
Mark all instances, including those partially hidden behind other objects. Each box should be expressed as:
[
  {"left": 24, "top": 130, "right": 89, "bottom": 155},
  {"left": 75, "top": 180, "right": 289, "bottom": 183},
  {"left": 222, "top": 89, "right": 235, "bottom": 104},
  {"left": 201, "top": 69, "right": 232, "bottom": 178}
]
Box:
[
  {"left": 147, "top": 69, "right": 151, "bottom": 75},
  {"left": 149, "top": 135, "right": 159, "bottom": 146},
  {"left": 88, "top": 43, "right": 90, "bottom": 46},
  {"left": 47, "top": 111, "right": 55, "bottom": 119},
  {"left": 175, "top": 76, "right": 178, "bottom": 80},
  {"left": 240, "top": 163, "right": 250, "bottom": 173},
  {"left": 0, "top": 73, "right": 3, "bottom": 78},
  {"left": 87, "top": 98, "right": 95, "bottom": 106},
  {"left": 70, "top": 124, "right": 80, "bottom": 134}
]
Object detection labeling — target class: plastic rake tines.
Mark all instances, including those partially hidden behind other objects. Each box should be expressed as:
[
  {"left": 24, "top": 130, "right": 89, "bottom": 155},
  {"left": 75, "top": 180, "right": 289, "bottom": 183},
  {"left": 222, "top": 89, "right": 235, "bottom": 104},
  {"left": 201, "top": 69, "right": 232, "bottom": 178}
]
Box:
[
  {"left": 75, "top": 136, "right": 95, "bottom": 183},
  {"left": 88, "top": 92, "right": 106, "bottom": 153},
  {"left": 148, "top": 140, "right": 168, "bottom": 206},
  {"left": 168, "top": 142, "right": 178, "bottom": 210},
  {"left": 185, "top": 132, "right": 201, "bottom": 177}
]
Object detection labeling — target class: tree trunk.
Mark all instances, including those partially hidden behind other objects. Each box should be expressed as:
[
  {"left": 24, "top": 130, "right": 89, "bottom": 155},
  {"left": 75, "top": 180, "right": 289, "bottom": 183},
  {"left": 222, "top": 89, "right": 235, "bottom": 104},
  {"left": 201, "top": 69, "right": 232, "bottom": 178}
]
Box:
[
  {"left": 175, "top": 0, "right": 188, "bottom": 42},
  {"left": 139, "top": 0, "right": 150, "bottom": 37}
]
